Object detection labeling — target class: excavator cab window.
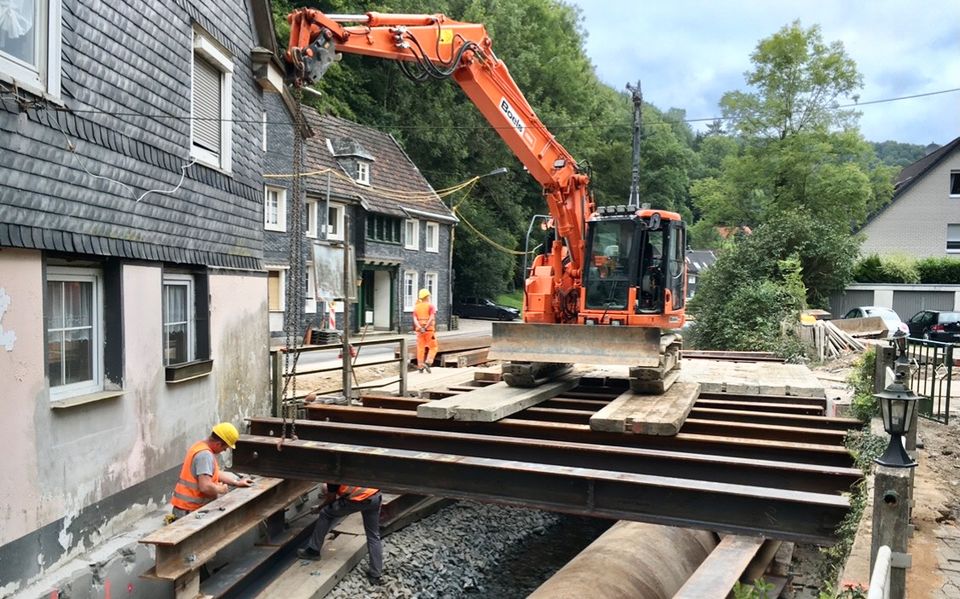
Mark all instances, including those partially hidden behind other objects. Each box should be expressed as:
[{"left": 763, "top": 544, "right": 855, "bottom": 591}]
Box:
[
  {"left": 584, "top": 219, "right": 634, "bottom": 310},
  {"left": 636, "top": 228, "right": 664, "bottom": 313}
]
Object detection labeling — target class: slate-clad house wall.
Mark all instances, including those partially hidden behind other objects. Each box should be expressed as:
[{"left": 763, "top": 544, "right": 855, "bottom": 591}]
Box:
[
  {"left": 0, "top": 0, "right": 289, "bottom": 592},
  {"left": 300, "top": 108, "right": 458, "bottom": 334}
]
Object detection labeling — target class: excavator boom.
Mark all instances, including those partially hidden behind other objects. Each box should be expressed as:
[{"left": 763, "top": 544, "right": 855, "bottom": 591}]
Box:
[{"left": 284, "top": 9, "right": 685, "bottom": 390}]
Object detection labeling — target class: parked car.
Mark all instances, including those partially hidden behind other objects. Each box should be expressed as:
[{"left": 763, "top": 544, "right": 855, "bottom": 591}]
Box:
[
  {"left": 453, "top": 297, "right": 520, "bottom": 321},
  {"left": 906, "top": 310, "right": 960, "bottom": 343},
  {"left": 841, "top": 306, "right": 905, "bottom": 338}
]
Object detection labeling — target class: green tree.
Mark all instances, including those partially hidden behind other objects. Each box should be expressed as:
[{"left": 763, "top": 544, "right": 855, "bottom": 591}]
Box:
[{"left": 691, "top": 22, "right": 893, "bottom": 230}]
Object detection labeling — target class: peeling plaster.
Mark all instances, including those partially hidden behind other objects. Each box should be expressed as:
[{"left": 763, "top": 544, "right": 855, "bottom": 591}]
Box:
[
  {"left": 0, "top": 287, "right": 16, "bottom": 350},
  {"left": 58, "top": 512, "right": 75, "bottom": 551}
]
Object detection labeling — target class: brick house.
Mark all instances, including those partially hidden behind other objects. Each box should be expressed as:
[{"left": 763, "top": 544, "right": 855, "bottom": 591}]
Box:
[
  {"left": 0, "top": 0, "right": 297, "bottom": 592},
  {"left": 859, "top": 136, "right": 960, "bottom": 258}
]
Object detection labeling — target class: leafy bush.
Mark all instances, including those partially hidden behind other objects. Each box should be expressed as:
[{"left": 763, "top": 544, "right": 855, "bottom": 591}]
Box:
[
  {"left": 852, "top": 253, "right": 920, "bottom": 284},
  {"left": 917, "top": 257, "right": 960, "bottom": 284},
  {"left": 847, "top": 347, "right": 878, "bottom": 421},
  {"left": 688, "top": 209, "right": 858, "bottom": 355}
]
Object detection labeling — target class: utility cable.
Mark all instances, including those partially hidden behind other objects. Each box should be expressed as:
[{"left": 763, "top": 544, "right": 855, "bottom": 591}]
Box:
[{"left": 453, "top": 206, "right": 535, "bottom": 256}]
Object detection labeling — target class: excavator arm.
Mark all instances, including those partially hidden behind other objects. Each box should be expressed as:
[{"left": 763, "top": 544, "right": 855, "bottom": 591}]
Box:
[{"left": 286, "top": 9, "right": 592, "bottom": 323}]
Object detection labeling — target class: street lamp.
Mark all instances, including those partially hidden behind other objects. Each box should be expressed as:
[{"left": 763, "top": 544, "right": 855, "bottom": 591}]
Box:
[{"left": 874, "top": 370, "right": 919, "bottom": 468}]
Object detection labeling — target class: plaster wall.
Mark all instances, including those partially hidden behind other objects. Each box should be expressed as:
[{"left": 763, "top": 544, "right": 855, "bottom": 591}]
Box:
[
  {"left": 0, "top": 257, "right": 269, "bottom": 593},
  {"left": 861, "top": 151, "right": 960, "bottom": 258},
  {"left": 0, "top": 249, "right": 45, "bottom": 545}
]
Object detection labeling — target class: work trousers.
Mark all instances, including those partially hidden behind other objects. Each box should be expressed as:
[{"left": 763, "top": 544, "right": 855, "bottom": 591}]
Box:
[
  {"left": 307, "top": 492, "right": 383, "bottom": 577},
  {"left": 416, "top": 330, "right": 438, "bottom": 367}
]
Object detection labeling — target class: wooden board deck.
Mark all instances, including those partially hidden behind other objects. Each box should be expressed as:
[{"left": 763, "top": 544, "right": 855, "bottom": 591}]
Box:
[
  {"left": 672, "top": 535, "right": 766, "bottom": 599},
  {"left": 416, "top": 376, "right": 579, "bottom": 421},
  {"left": 589, "top": 382, "right": 701, "bottom": 435}
]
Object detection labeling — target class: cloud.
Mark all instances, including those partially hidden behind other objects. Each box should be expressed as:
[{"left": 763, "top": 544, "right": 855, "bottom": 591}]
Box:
[{"left": 572, "top": 0, "right": 960, "bottom": 144}]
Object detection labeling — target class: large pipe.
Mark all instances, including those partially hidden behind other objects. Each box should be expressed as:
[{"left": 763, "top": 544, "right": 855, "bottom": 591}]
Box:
[{"left": 528, "top": 522, "right": 717, "bottom": 599}]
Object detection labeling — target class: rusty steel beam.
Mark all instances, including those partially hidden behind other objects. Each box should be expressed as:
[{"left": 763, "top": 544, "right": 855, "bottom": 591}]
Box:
[
  {"left": 302, "top": 404, "right": 855, "bottom": 467},
  {"left": 680, "top": 419, "right": 848, "bottom": 446},
  {"left": 694, "top": 399, "right": 824, "bottom": 416},
  {"left": 698, "top": 392, "right": 827, "bottom": 408},
  {"left": 690, "top": 407, "right": 860, "bottom": 431},
  {"left": 247, "top": 418, "right": 860, "bottom": 494},
  {"left": 233, "top": 434, "right": 849, "bottom": 545}
]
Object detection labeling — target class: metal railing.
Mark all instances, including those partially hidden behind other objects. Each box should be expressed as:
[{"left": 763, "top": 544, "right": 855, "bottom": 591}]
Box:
[
  {"left": 270, "top": 336, "right": 408, "bottom": 417},
  {"left": 868, "top": 545, "right": 891, "bottom": 599},
  {"left": 908, "top": 338, "right": 954, "bottom": 424}
]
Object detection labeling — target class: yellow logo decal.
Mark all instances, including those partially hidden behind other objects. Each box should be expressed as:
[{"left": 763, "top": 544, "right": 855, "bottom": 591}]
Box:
[{"left": 439, "top": 29, "right": 453, "bottom": 45}]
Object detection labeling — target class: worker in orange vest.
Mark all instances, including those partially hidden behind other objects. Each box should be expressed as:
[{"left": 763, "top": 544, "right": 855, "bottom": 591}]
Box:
[
  {"left": 413, "top": 288, "right": 438, "bottom": 373},
  {"left": 169, "top": 422, "right": 254, "bottom": 520},
  {"left": 297, "top": 483, "right": 383, "bottom": 583}
]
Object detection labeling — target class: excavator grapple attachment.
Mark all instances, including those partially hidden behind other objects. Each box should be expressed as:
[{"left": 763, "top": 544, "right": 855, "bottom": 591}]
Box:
[{"left": 490, "top": 323, "right": 662, "bottom": 367}]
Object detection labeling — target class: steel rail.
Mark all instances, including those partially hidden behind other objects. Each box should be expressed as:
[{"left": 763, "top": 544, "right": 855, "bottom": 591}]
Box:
[
  {"left": 359, "top": 396, "right": 852, "bottom": 444},
  {"left": 247, "top": 418, "right": 860, "bottom": 494},
  {"left": 233, "top": 435, "right": 849, "bottom": 545},
  {"left": 303, "top": 404, "right": 855, "bottom": 467}
]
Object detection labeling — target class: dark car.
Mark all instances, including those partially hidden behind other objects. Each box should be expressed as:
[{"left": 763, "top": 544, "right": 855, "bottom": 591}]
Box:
[
  {"left": 453, "top": 297, "right": 520, "bottom": 321},
  {"left": 906, "top": 310, "right": 960, "bottom": 342}
]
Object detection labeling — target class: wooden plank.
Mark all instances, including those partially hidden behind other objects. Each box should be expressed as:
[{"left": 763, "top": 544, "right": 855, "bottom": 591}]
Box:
[
  {"left": 589, "top": 382, "right": 700, "bottom": 435},
  {"left": 141, "top": 479, "right": 317, "bottom": 580},
  {"left": 416, "top": 376, "right": 579, "bottom": 422},
  {"left": 473, "top": 367, "right": 502, "bottom": 382},
  {"left": 441, "top": 347, "right": 490, "bottom": 368},
  {"left": 673, "top": 535, "right": 766, "bottom": 599}
]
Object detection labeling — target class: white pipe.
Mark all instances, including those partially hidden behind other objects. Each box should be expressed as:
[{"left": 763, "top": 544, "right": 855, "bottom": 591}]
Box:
[{"left": 868, "top": 545, "right": 892, "bottom": 599}]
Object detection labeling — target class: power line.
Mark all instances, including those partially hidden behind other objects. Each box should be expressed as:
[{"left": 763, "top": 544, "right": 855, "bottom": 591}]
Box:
[{"left": 5, "top": 85, "right": 955, "bottom": 133}]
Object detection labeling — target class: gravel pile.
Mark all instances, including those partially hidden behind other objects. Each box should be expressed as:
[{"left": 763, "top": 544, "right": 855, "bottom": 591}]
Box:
[{"left": 325, "top": 501, "right": 560, "bottom": 598}]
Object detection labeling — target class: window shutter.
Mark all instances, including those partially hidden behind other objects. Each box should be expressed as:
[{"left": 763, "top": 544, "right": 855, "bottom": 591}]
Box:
[{"left": 193, "top": 54, "right": 222, "bottom": 154}]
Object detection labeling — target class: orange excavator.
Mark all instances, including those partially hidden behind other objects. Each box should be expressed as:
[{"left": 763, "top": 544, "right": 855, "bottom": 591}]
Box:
[{"left": 285, "top": 9, "right": 687, "bottom": 391}]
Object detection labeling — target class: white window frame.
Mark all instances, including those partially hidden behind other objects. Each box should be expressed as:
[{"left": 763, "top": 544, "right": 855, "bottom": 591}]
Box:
[
  {"left": 326, "top": 203, "right": 345, "bottom": 241},
  {"left": 190, "top": 27, "right": 233, "bottom": 172},
  {"left": 425, "top": 222, "right": 440, "bottom": 253},
  {"left": 47, "top": 266, "right": 103, "bottom": 401},
  {"left": 951, "top": 171, "right": 960, "bottom": 198},
  {"left": 264, "top": 186, "right": 287, "bottom": 232},
  {"left": 162, "top": 274, "right": 196, "bottom": 366},
  {"left": 404, "top": 219, "right": 420, "bottom": 250},
  {"left": 403, "top": 271, "right": 418, "bottom": 312},
  {"left": 356, "top": 161, "right": 370, "bottom": 185},
  {"left": 305, "top": 263, "right": 316, "bottom": 313},
  {"left": 261, "top": 110, "right": 268, "bottom": 152},
  {"left": 424, "top": 272, "right": 438, "bottom": 300},
  {"left": 306, "top": 199, "right": 318, "bottom": 238},
  {"left": 947, "top": 224, "right": 960, "bottom": 253},
  {"left": 0, "top": 0, "right": 61, "bottom": 98},
  {"left": 267, "top": 268, "right": 286, "bottom": 312}
]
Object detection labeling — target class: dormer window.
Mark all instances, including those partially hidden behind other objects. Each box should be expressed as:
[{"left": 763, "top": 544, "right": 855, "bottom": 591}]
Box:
[{"left": 357, "top": 161, "right": 370, "bottom": 185}]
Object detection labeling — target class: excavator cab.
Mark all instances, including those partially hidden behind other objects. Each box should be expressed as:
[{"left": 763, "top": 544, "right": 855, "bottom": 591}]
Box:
[{"left": 580, "top": 205, "right": 686, "bottom": 327}]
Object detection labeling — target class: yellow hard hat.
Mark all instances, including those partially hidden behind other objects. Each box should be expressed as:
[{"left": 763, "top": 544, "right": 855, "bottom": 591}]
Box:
[
  {"left": 418, "top": 288, "right": 431, "bottom": 299},
  {"left": 212, "top": 422, "right": 239, "bottom": 449}
]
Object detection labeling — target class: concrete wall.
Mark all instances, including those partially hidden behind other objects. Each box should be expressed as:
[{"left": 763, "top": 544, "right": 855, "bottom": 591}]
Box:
[
  {"left": 0, "top": 249, "right": 269, "bottom": 595},
  {"left": 860, "top": 149, "right": 960, "bottom": 258}
]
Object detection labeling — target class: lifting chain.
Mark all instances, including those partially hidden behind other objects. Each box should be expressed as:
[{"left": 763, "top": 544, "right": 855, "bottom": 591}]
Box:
[{"left": 279, "top": 87, "right": 308, "bottom": 448}]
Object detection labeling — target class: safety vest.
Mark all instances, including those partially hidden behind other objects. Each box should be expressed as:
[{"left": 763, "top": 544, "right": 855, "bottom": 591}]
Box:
[
  {"left": 337, "top": 484, "right": 379, "bottom": 502},
  {"left": 171, "top": 441, "right": 220, "bottom": 511},
  {"left": 413, "top": 301, "right": 435, "bottom": 331}
]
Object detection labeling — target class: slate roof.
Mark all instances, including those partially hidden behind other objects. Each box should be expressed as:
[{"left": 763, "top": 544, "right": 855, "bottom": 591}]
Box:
[
  {"left": 861, "top": 135, "right": 960, "bottom": 227},
  {"left": 301, "top": 108, "right": 456, "bottom": 223},
  {"left": 685, "top": 250, "right": 717, "bottom": 274}
]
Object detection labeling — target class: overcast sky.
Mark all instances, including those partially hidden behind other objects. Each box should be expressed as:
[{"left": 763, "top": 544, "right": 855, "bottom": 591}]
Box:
[{"left": 569, "top": 0, "right": 960, "bottom": 146}]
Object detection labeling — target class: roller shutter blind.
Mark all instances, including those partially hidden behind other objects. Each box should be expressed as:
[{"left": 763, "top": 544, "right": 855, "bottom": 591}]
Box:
[{"left": 192, "top": 54, "right": 222, "bottom": 154}]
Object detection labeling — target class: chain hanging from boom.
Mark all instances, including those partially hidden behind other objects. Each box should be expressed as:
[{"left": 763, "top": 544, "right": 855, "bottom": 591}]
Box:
[{"left": 279, "top": 86, "right": 308, "bottom": 446}]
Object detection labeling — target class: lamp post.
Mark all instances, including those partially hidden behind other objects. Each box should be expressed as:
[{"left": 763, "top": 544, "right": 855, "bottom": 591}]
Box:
[
  {"left": 870, "top": 365, "right": 920, "bottom": 599},
  {"left": 874, "top": 370, "right": 919, "bottom": 468}
]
